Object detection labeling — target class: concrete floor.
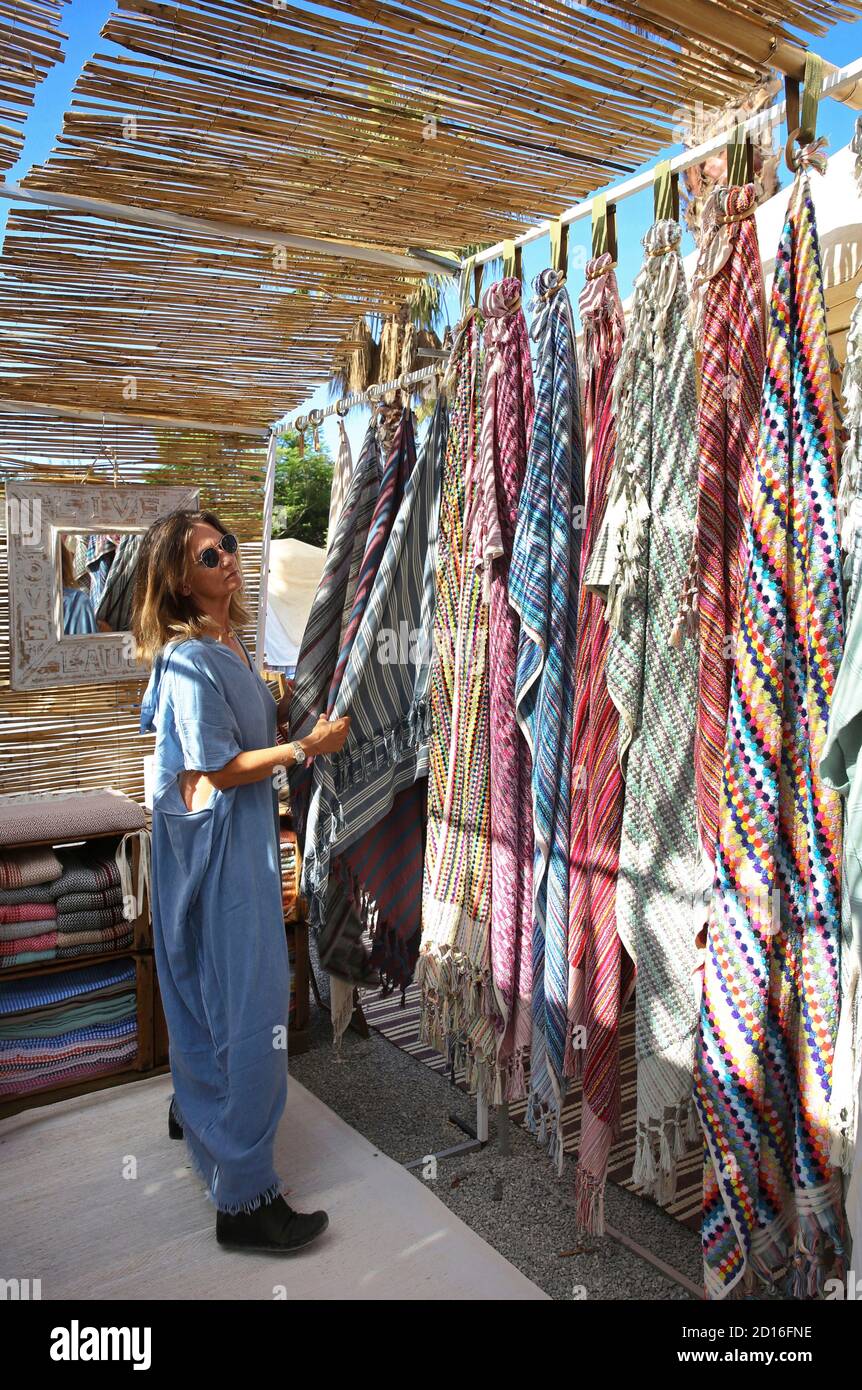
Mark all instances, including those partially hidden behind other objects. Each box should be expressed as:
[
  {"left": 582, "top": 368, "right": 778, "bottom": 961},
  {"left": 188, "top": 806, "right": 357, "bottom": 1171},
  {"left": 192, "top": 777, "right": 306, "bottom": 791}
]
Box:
[{"left": 289, "top": 1002, "right": 705, "bottom": 1301}]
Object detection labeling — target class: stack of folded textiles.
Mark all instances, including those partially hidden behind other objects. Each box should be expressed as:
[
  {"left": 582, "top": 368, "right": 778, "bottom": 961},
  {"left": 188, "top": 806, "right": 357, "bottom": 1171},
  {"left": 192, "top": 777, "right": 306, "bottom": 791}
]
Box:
[
  {"left": 0, "top": 958, "right": 138, "bottom": 1096},
  {"left": 0, "top": 845, "right": 133, "bottom": 968}
]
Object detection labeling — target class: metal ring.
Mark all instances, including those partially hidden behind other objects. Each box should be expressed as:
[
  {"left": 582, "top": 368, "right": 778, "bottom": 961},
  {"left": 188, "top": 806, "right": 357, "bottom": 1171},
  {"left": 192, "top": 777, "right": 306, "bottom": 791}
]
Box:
[
  {"left": 335, "top": 397, "right": 350, "bottom": 417},
  {"left": 308, "top": 408, "right": 324, "bottom": 427},
  {"left": 294, "top": 414, "right": 308, "bottom": 432}
]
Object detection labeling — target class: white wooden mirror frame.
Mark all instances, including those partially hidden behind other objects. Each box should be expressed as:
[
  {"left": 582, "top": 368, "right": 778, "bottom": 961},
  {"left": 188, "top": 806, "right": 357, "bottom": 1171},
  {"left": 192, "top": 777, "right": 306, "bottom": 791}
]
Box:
[{"left": 5, "top": 481, "right": 199, "bottom": 690}]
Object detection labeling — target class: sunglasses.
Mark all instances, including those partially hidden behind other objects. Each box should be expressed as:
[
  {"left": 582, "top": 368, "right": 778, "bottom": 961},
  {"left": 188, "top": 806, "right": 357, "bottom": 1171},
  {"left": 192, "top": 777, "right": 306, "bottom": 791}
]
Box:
[{"left": 194, "top": 533, "right": 239, "bottom": 569}]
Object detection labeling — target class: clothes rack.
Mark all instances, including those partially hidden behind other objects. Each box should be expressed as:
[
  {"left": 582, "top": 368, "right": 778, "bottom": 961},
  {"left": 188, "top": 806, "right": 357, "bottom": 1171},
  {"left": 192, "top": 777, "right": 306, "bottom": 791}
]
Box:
[
  {"left": 273, "top": 363, "right": 443, "bottom": 438},
  {"left": 467, "top": 53, "right": 862, "bottom": 270}
]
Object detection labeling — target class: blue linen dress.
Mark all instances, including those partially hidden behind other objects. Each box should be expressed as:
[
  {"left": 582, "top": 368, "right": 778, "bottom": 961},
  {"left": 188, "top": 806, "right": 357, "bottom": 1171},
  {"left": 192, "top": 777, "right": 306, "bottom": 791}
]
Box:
[
  {"left": 140, "top": 636, "right": 290, "bottom": 1213},
  {"left": 63, "top": 587, "right": 97, "bottom": 635}
]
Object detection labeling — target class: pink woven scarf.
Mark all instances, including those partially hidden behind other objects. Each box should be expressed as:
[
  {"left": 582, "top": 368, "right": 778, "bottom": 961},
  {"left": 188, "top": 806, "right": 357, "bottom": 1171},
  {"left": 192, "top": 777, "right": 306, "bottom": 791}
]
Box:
[
  {"left": 475, "top": 277, "right": 535, "bottom": 1098},
  {"left": 566, "top": 253, "right": 633, "bottom": 1232},
  {"left": 674, "top": 184, "right": 765, "bottom": 868}
]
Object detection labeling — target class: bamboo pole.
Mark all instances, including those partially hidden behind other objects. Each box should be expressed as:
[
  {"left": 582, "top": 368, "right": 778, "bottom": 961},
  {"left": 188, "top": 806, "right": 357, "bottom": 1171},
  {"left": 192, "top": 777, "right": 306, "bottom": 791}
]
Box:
[
  {"left": 635, "top": 0, "right": 862, "bottom": 108},
  {"left": 0, "top": 397, "right": 267, "bottom": 436},
  {"left": 0, "top": 184, "right": 453, "bottom": 277}
]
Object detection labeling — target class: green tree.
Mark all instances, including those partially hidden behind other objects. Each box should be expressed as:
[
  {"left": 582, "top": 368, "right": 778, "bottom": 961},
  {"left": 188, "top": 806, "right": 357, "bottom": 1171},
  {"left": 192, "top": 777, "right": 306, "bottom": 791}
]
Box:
[{"left": 272, "top": 430, "right": 333, "bottom": 548}]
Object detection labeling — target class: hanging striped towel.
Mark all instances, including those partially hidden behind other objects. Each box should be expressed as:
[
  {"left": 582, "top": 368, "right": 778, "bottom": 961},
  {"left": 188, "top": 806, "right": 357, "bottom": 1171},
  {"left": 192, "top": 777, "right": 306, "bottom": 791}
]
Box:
[
  {"left": 695, "top": 162, "right": 846, "bottom": 1300},
  {"left": 677, "top": 184, "right": 765, "bottom": 871},
  {"left": 289, "top": 421, "right": 381, "bottom": 843},
  {"left": 568, "top": 252, "right": 633, "bottom": 1233},
  {"left": 474, "top": 277, "right": 536, "bottom": 1100},
  {"left": 302, "top": 405, "right": 447, "bottom": 1020},
  {"left": 419, "top": 313, "right": 500, "bottom": 1102},
  {"left": 509, "top": 269, "right": 584, "bottom": 1169},
  {"left": 327, "top": 418, "right": 354, "bottom": 551},
  {"left": 590, "top": 220, "right": 703, "bottom": 1204}
]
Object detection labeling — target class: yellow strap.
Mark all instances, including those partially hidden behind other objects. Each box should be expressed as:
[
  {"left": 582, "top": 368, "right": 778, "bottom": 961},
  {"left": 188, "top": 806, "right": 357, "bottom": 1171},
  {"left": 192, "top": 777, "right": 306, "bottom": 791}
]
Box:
[
  {"left": 727, "top": 125, "right": 752, "bottom": 186},
  {"left": 460, "top": 254, "right": 476, "bottom": 316},
  {"left": 591, "top": 194, "right": 608, "bottom": 259},
  {"left": 801, "top": 51, "right": 823, "bottom": 143},
  {"left": 549, "top": 218, "right": 568, "bottom": 274},
  {"left": 502, "top": 239, "right": 516, "bottom": 278},
  {"left": 653, "top": 160, "right": 679, "bottom": 222}
]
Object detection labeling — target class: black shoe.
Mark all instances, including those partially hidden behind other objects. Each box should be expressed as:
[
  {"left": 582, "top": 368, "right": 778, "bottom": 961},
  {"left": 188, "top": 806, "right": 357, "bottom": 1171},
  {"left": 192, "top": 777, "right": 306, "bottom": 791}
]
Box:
[
  {"left": 216, "top": 1195, "right": 329, "bottom": 1253},
  {"left": 168, "top": 1098, "right": 184, "bottom": 1140}
]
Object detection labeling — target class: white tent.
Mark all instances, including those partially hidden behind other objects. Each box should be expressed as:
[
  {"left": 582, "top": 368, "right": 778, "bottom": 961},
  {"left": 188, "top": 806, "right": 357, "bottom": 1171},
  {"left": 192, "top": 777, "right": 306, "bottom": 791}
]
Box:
[{"left": 264, "top": 537, "right": 326, "bottom": 673}]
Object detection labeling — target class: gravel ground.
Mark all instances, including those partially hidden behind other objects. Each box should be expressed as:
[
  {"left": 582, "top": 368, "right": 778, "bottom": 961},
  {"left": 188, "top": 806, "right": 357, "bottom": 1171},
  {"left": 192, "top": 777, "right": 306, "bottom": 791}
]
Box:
[{"left": 289, "top": 1002, "right": 703, "bottom": 1301}]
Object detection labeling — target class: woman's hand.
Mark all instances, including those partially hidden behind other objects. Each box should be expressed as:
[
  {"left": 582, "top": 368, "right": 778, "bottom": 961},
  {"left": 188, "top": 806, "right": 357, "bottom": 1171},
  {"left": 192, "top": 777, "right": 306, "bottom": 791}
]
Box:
[
  {"left": 178, "top": 770, "right": 217, "bottom": 811},
  {"left": 302, "top": 714, "right": 351, "bottom": 757}
]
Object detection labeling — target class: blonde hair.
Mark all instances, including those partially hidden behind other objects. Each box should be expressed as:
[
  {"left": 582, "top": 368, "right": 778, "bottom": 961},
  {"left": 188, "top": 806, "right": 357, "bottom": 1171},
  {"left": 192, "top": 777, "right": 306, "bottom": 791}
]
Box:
[{"left": 132, "top": 509, "right": 250, "bottom": 662}]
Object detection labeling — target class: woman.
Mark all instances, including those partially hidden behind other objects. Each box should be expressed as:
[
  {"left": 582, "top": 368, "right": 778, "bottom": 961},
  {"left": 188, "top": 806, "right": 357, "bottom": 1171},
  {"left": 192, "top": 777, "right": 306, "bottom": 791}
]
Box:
[{"left": 134, "top": 509, "right": 349, "bottom": 1254}]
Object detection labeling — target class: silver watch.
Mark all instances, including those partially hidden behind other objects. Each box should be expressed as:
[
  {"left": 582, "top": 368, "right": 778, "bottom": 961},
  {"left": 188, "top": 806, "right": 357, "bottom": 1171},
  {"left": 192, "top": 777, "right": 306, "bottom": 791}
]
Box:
[{"left": 290, "top": 741, "right": 307, "bottom": 766}]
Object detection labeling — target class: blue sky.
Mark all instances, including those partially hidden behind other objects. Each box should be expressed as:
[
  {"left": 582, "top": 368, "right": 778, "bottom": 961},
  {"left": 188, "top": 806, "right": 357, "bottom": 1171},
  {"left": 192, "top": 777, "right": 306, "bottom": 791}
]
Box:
[{"left": 5, "top": 1, "right": 860, "bottom": 456}]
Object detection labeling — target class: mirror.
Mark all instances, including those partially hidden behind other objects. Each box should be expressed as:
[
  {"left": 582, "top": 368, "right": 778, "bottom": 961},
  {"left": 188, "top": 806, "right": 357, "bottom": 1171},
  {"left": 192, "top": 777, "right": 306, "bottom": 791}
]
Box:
[
  {"left": 6, "top": 482, "right": 199, "bottom": 689},
  {"left": 58, "top": 531, "right": 145, "bottom": 637}
]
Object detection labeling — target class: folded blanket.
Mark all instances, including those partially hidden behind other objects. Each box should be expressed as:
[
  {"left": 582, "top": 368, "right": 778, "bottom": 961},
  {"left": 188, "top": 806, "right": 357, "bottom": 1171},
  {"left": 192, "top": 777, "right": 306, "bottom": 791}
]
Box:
[
  {"left": 0, "top": 904, "right": 56, "bottom": 924},
  {"left": 56, "top": 904, "right": 129, "bottom": 933},
  {"left": 1, "top": 949, "right": 58, "bottom": 969},
  {"left": 0, "top": 1040, "right": 138, "bottom": 1095},
  {"left": 0, "top": 919, "right": 56, "bottom": 942},
  {"left": 0, "top": 930, "right": 57, "bottom": 957},
  {"left": 0, "top": 991, "right": 136, "bottom": 1040},
  {"left": 0, "top": 790, "right": 144, "bottom": 847},
  {"left": 0, "top": 851, "right": 123, "bottom": 908},
  {"left": 57, "top": 929, "right": 133, "bottom": 959},
  {"left": 0, "top": 846, "right": 62, "bottom": 891},
  {"left": 0, "top": 1015, "right": 138, "bottom": 1060},
  {"left": 55, "top": 885, "right": 124, "bottom": 914},
  {"left": 0, "top": 959, "right": 135, "bottom": 1015},
  {"left": 0, "top": 883, "right": 59, "bottom": 906}
]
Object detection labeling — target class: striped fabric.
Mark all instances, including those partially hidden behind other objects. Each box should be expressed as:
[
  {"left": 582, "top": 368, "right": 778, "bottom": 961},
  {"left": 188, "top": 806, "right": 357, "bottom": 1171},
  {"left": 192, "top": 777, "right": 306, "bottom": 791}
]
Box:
[
  {"left": 327, "top": 411, "right": 416, "bottom": 707},
  {"left": 327, "top": 417, "right": 354, "bottom": 551},
  {"left": 0, "top": 1015, "right": 137, "bottom": 1061},
  {"left": 95, "top": 532, "right": 144, "bottom": 632},
  {"left": 301, "top": 404, "right": 447, "bottom": 1003},
  {"left": 419, "top": 314, "right": 499, "bottom": 1102},
  {"left": 288, "top": 421, "right": 381, "bottom": 841},
  {"left": 0, "top": 847, "right": 61, "bottom": 892},
  {"left": 509, "top": 269, "right": 584, "bottom": 1169},
  {"left": 695, "top": 167, "right": 846, "bottom": 1300},
  {"left": 677, "top": 184, "right": 765, "bottom": 868},
  {"left": 0, "top": 929, "right": 57, "bottom": 956},
  {"left": 476, "top": 278, "right": 535, "bottom": 1100},
  {"left": 590, "top": 220, "right": 702, "bottom": 1204},
  {"left": 567, "top": 252, "right": 632, "bottom": 1233},
  {"left": 0, "top": 959, "right": 135, "bottom": 1014}
]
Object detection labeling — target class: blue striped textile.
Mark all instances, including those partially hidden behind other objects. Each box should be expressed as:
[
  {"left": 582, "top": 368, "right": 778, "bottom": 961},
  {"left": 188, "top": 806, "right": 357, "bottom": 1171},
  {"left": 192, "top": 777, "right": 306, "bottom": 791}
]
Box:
[
  {"left": 301, "top": 403, "right": 447, "bottom": 954},
  {"left": 509, "top": 269, "right": 585, "bottom": 1169},
  {"left": 0, "top": 959, "right": 135, "bottom": 1015}
]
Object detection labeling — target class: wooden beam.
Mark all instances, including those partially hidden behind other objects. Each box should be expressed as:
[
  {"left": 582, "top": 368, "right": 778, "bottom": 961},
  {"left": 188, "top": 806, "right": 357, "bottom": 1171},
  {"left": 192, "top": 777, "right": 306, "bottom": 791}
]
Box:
[{"left": 635, "top": 0, "right": 862, "bottom": 109}]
